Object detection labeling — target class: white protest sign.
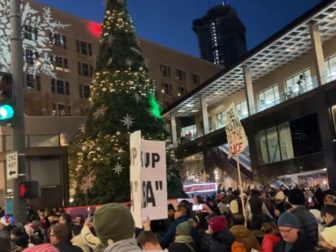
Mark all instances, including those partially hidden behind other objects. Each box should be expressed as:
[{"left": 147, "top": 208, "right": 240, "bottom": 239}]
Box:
[
  {"left": 130, "top": 131, "right": 142, "bottom": 228},
  {"left": 130, "top": 131, "right": 167, "bottom": 228},
  {"left": 224, "top": 103, "right": 248, "bottom": 157}
]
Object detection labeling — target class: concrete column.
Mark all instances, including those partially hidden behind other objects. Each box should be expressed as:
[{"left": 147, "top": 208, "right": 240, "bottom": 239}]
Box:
[
  {"left": 200, "top": 95, "right": 209, "bottom": 134},
  {"left": 170, "top": 114, "right": 178, "bottom": 146},
  {"left": 309, "top": 22, "right": 326, "bottom": 86},
  {"left": 243, "top": 66, "right": 256, "bottom": 115}
]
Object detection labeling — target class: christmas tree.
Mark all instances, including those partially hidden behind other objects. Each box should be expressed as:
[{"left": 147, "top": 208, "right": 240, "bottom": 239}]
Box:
[{"left": 69, "top": 0, "right": 185, "bottom": 205}]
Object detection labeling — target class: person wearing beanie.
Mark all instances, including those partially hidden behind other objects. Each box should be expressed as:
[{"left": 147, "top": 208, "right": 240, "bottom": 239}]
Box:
[
  {"left": 93, "top": 203, "right": 141, "bottom": 252},
  {"left": 167, "top": 219, "right": 197, "bottom": 252},
  {"left": 159, "top": 202, "right": 195, "bottom": 249},
  {"left": 320, "top": 226, "right": 336, "bottom": 250},
  {"left": 274, "top": 212, "right": 313, "bottom": 252},
  {"left": 207, "top": 215, "right": 236, "bottom": 252},
  {"left": 287, "top": 188, "right": 318, "bottom": 247}
]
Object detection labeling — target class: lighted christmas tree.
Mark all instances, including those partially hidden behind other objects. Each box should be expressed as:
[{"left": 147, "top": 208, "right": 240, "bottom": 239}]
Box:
[{"left": 69, "top": 0, "right": 185, "bottom": 205}]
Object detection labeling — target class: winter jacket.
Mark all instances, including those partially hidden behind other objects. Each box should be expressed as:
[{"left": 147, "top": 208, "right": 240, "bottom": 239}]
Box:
[
  {"left": 103, "top": 238, "right": 141, "bottom": 252},
  {"left": 55, "top": 241, "right": 83, "bottom": 252},
  {"left": 71, "top": 225, "right": 100, "bottom": 252},
  {"left": 260, "top": 234, "right": 280, "bottom": 252},
  {"left": 290, "top": 205, "right": 318, "bottom": 247},
  {"left": 168, "top": 242, "right": 197, "bottom": 252},
  {"left": 229, "top": 225, "right": 260, "bottom": 252},
  {"left": 273, "top": 234, "right": 317, "bottom": 252},
  {"left": 160, "top": 215, "right": 197, "bottom": 249},
  {"left": 209, "top": 229, "right": 235, "bottom": 252}
]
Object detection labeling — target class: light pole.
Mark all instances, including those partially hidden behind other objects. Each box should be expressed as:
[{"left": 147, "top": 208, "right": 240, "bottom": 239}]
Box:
[{"left": 10, "top": 0, "right": 27, "bottom": 222}]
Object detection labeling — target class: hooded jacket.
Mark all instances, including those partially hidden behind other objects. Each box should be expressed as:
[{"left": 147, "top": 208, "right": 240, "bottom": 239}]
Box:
[
  {"left": 229, "top": 225, "right": 260, "bottom": 252},
  {"left": 103, "top": 238, "right": 141, "bottom": 252}
]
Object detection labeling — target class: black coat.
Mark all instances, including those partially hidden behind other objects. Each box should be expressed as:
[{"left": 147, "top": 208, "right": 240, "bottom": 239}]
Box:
[
  {"left": 55, "top": 241, "right": 83, "bottom": 252},
  {"left": 209, "top": 230, "right": 235, "bottom": 252},
  {"left": 290, "top": 206, "right": 318, "bottom": 247},
  {"left": 168, "top": 242, "right": 197, "bottom": 252}
]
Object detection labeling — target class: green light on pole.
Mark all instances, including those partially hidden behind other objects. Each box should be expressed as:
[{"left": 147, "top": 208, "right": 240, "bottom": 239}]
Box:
[{"left": 0, "top": 104, "right": 14, "bottom": 120}]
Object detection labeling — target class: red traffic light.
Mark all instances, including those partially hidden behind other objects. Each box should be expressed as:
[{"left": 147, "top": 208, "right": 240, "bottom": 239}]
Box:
[{"left": 18, "top": 181, "right": 39, "bottom": 199}]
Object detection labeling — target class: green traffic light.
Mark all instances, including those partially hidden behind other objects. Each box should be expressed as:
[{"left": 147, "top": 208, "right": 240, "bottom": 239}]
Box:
[{"left": 0, "top": 104, "right": 14, "bottom": 120}]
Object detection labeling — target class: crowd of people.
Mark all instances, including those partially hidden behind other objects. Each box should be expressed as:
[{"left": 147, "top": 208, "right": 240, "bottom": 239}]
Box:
[{"left": 0, "top": 184, "right": 336, "bottom": 252}]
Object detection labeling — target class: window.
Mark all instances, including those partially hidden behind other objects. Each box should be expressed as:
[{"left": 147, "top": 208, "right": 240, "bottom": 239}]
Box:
[
  {"left": 160, "top": 64, "right": 171, "bottom": 77},
  {"left": 216, "top": 111, "right": 226, "bottom": 129},
  {"left": 51, "top": 103, "right": 71, "bottom": 116},
  {"left": 26, "top": 74, "right": 41, "bottom": 90},
  {"left": 25, "top": 49, "right": 39, "bottom": 65},
  {"left": 78, "top": 62, "right": 94, "bottom": 77},
  {"left": 177, "top": 87, "right": 187, "bottom": 97},
  {"left": 258, "top": 85, "right": 280, "bottom": 111},
  {"left": 49, "top": 32, "right": 67, "bottom": 49},
  {"left": 285, "top": 69, "right": 313, "bottom": 96},
  {"left": 191, "top": 73, "right": 200, "bottom": 85},
  {"left": 51, "top": 79, "right": 69, "bottom": 95},
  {"left": 255, "top": 123, "right": 294, "bottom": 164},
  {"left": 235, "top": 100, "right": 248, "bottom": 119},
  {"left": 23, "top": 25, "right": 38, "bottom": 41},
  {"left": 79, "top": 84, "right": 90, "bottom": 99},
  {"left": 76, "top": 40, "right": 92, "bottom": 56},
  {"left": 49, "top": 55, "right": 68, "bottom": 71},
  {"left": 176, "top": 69, "right": 186, "bottom": 81},
  {"left": 325, "top": 55, "right": 336, "bottom": 82},
  {"left": 161, "top": 82, "right": 172, "bottom": 95}
]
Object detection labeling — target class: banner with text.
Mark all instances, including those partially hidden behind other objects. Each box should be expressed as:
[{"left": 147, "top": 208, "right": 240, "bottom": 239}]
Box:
[
  {"left": 130, "top": 131, "right": 167, "bottom": 228},
  {"left": 224, "top": 103, "right": 248, "bottom": 157}
]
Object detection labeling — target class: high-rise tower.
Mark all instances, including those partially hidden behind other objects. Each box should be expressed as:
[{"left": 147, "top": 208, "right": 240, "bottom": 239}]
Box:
[{"left": 192, "top": 3, "right": 247, "bottom": 66}]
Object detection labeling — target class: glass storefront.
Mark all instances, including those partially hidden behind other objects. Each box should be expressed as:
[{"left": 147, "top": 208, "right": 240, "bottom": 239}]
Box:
[
  {"left": 256, "top": 113, "right": 322, "bottom": 165},
  {"left": 256, "top": 122, "right": 294, "bottom": 164}
]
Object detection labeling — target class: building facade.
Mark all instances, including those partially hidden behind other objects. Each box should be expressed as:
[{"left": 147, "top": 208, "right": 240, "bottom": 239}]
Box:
[
  {"left": 0, "top": 0, "right": 221, "bottom": 208},
  {"left": 192, "top": 3, "right": 247, "bottom": 66},
  {"left": 165, "top": 1, "right": 336, "bottom": 189}
]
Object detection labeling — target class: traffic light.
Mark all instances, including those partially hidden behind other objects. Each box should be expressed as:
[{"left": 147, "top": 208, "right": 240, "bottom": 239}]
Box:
[
  {"left": 0, "top": 73, "right": 14, "bottom": 126},
  {"left": 19, "top": 181, "right": 40, "bottom": 199}
]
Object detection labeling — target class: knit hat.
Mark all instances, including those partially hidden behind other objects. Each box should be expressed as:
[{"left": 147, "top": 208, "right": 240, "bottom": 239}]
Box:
[
  {"left": 275, "top": 191, "right": 286, "bottom": 201},
  {"left": 93, "top": 203, "right": 135, "bottom": 244},
  {"left": 209, "top": 215, "right": 228, "bottom": 233},
  {"left": 321, "top": 226, "right": 336, "bottom": 248},
  {"left": 176, "top": 219, "right": 193, "bottom": 236},
  {"left": 23, "top": 244, "right": 59, "bottom": 252},
  {"left": 277, "top": 212, "right": 300, "bottom": 229},
  {"left": 288, "top": 188, "right": 305, "bottom": 205}
]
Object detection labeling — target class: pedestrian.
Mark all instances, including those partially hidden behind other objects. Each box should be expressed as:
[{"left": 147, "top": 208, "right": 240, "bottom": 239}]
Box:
[
  {"left": 49, "top": 223, "right": 83, "bottom": 252},
  {"left": 274, "top": 212, "right": 311, "bottom": 252},
  {"left": 167, "top": 219, "right": 196, "bottom": 252},
  {"left": 229, "top": 213, "right": 260, "bottom": 252},
  {"left": 93, "top": 203, "right": 141, "bottom": 252},
  {"left": 321, "top": 204, "right": 336, "bottom": 228},
  {"left": 287, "top": 187, "right": 318, "bottom": 247},
  {"left": 320, "top": 226, "right": 336, "bottom": 251},
  {"left": 260, "top": 221, "right": 281, "bottom": 252}
]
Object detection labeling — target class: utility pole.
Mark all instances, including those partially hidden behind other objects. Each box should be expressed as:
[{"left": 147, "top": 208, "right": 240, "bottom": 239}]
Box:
[{"left": 10, "top": 0, "right": 27, "bottom": 222}]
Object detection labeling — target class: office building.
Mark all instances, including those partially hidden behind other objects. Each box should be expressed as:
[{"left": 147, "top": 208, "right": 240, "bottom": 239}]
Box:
[
  {"left": 165, "top": 1, "right": 336, "bottom": 189},
  {"left": 192, "top": 3, "right": 247, "bottom": 66}
]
